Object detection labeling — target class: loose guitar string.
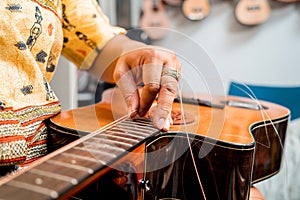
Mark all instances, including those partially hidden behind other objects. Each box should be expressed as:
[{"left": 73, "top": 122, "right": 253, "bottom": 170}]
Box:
[
  {"left": 177, "top": 84, "right": 207, "bottom": 200},
  {"left": 232, "top": 83, "right": 289, "bottom": 189},
  {"left": 232, "top": 83, "right": 287, "bottom": 154}
]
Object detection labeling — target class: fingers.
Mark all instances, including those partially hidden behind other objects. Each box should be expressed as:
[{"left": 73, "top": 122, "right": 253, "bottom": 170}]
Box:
[
  {"left": 114, "top": 46, "right": 181, "bottom": 131},
  {"left": 152, "top": 67, "right": 180, "bottom": 131},
  {"left": 114, "top": 61, "right": 141, "bottom": 117},
  {"left": 138, "top": 63, "right": 163, "bottom": 116}
]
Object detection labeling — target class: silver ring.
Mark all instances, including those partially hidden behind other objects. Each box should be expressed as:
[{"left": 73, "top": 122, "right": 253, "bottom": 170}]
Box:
[{"left": 162, "top": 69, "right": 181, "bottom": 81}]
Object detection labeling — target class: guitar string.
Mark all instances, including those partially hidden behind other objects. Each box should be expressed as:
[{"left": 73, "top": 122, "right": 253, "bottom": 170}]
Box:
[
  {"left": 231, "top": 82, "right": 289, "bottom": 188},
  {"left": 177, "top": 84, "right": 207, "bottom": 200}
]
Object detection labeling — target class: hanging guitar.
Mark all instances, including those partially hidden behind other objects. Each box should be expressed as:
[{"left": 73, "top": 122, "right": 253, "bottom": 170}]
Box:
[
  {"left": 182, "top": 0, "right": 211, "bottom": 21},
  {"left": 140, "top": 0, "right": 170, "bottom": 40},
  {"left": 0, "top": 95, "right": 289, "bottom": 199},
  {"left": 234, "top": 0, "right": 271, "bottom": 26}
]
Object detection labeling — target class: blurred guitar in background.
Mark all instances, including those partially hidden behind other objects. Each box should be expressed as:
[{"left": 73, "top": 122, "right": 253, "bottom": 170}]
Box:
[
  {"left": 140, "top": 0, "right": 170, "bottom": 40},
  {"left": 234, "top": 0, "right": 271, "bottom": 25},
  {"left": 182, "top": 0, "right": 211, "bottom": 21}
]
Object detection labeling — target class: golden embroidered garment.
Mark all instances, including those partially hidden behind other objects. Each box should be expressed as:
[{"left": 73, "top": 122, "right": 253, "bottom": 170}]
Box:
[{"left": 0, "top": 0, "right": 125, "bottom": 165}]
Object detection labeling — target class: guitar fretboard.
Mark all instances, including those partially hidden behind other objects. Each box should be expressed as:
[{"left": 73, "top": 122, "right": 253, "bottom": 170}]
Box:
[{"left": 0, "top": 118, "right": 159, "bottom": 199}]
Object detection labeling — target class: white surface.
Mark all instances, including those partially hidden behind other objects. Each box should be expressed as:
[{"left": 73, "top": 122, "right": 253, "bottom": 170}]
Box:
[
  {"left": 50, "top": 56, "right": 78, "bottom": 111},
  {"left": 133, "top": 0, "right": 300, "bottom": 91}
]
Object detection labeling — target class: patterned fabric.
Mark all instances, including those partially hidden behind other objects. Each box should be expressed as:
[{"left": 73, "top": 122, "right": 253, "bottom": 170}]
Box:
[
  {"left": 0, "top": 0, "right": 125, "bottom": 165},
  {"left": 61, "top": 0, "right": 125, "bottom": 70}
]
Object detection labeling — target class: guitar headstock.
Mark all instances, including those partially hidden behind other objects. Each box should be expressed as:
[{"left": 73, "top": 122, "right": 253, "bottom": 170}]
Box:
[
  {"left": 140, "top": 0, "right": 170, "bottom": 40},
  {"left": 182, "top": 0, "right": 211, "bottom": 21},
  {"left": 235, "top": 0, "right": 271, "bottom": 25}
]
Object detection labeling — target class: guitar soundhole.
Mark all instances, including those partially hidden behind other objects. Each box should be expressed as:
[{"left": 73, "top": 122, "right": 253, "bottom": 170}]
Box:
[
  {"left": 247, "top": 5, "right": 260, "bottom": 11},
  {"left": 151, "top": 22, "right": 162, "bottom": 27},
  {"left": 192, "top": 7, "right": 202, "bottom": 13},
  {"left": 153, "top": 6, "right": 159, "bottom": 11}
]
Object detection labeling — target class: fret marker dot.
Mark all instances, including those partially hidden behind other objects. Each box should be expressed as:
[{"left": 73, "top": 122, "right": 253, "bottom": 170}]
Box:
[
  {"left": 35, "top": 178, "right": 43, "bottom": 185},
  {"left": 71, "top": 160, "right": 76, "bottom": 164}
]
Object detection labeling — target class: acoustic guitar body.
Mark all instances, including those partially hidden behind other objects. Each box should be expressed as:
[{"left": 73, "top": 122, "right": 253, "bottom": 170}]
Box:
[
  {"left": 0, "top": 96, "right": 289, "bottom": 200},
  {"left": 182, "top": 0, "right": 211, "bottom": 21}
]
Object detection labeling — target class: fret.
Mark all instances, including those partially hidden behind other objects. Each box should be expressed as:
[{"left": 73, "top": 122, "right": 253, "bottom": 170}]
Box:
[
  {"left": 30, "top": 168, "right": 78, "bottom": 185},
  {"left": 91, "top": 133, "right": 140, "bottom": 144},
  {"left": 62, "top": 147, "right": 108, "bottom": 165},
  {"left": 120, "top": 119, "right": 155, "bottom": 128},
  {"left": 61, "top": 152, "right": 104, "bottom": 164},
  {"left": 34, "top": 162, "right": 89, "bottom": 181},
  {"left": 73, "top": 146, "right": 117, "bottom": 160},
  {"left": 0, "top": 184, "right": 51, "bottom": 199},
  {"left": 7, "top": 180, "right": 59, "bottom": 199},
  {"left": 126, "top": 119, "right": 154, "bottom": 127},
  {"left": 114, "top": 124, "right": 154, "bottom": 136},
  {"left": 46, "top": 160, "right": 94, "bottom": 174},
  {"left": 51, "top": 151, "right": 105, "bottom": 170},
  {"left": 0, "top": 117, "right": 160, "bottom": 199},
  {"left": 117, "top": 122, "right": 158, "bottom": 134},
  {"left": 83, "top": 136, "right": 132, "bottom": 149},
  {"left": 82, "top": 141, "right": 126, "bottom": 153},
  {"left": 5, "top": 169, "right": 75, "bottom": 199},
  {"left": 105, "top": 129, "right": 146, "bottom": 140}
]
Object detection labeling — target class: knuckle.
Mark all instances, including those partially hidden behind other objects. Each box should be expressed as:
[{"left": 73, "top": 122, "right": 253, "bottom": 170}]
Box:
[
  {"left": 146, "top": 48, "right": 157, "bottom": 57},
  {"left": 113, "top": 69, "right": 123, "bottom": 81},
  {"left": 146, "top": 83, "right": 161, "bottom": 94},
  {"left": 162, "top": 81, "right": 177, "bottom": 94}
]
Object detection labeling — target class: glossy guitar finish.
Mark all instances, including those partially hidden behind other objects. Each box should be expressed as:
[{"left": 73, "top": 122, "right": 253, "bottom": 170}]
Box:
[{"left": 0, "top": 96, "right": 289, "bottom": 199}]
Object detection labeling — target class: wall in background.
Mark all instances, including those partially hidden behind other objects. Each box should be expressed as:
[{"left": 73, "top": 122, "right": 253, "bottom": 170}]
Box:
[
  {"left": 132, "top": 0, "right": 300, "bottom": 92},
  {"left": 52, "top": 0, "right": 300, "bottom": 108}
]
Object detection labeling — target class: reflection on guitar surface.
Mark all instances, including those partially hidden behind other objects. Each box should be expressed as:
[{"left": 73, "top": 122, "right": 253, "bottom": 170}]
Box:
[{"left": 0, "top": 95, "right": 289, "bottom": 199}]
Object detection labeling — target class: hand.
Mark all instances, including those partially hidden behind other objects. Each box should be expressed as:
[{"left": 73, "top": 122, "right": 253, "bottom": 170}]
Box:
[
  {"left": 114, "top": 45, "right": 181, "bottom": 131},
  {"left": 90, "top": 34, "right": 181, "bottom": 131}
]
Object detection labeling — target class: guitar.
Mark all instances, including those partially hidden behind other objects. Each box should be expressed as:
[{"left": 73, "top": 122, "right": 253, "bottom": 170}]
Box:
[
  {"left": 0, "top": 95, "right": 289, "bottom": 199},
  {"left": 182, "top": 0, "right": 211, "bottom": 21},
  {"left": 139, "top": 0, "right": 170, "bottom": 40},
  {"left": 234, "top": 0, "right": 271, "bottom": 26}
]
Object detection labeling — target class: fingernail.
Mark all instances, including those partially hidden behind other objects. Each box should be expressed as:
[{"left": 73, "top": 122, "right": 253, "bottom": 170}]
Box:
[
  {"left": 129, "top": 111, "right": 137, "bottom": 118},
  {"left": 129, "top": 108, "right": 138, "bottom": 118},
  {"left": 157, "top": 118, "right": 165, "bottom": 130}
]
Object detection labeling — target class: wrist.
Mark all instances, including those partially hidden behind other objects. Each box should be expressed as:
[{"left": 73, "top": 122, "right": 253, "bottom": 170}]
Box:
[{"left": 88, "top": 34, "right": 146, "bottom": 82}]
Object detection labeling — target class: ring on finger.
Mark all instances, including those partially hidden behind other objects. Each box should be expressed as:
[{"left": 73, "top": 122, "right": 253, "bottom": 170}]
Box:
[{"left": 162, "top": 68, "right": 181, "bottom": 81}]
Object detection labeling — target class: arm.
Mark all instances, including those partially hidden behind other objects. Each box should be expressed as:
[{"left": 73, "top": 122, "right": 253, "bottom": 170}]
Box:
[
  {"left": 89, "top": 34, "right": 181, "bottom": 131},
  {"left": 61, "top": 0, "right": 181, "bottom": 131}
]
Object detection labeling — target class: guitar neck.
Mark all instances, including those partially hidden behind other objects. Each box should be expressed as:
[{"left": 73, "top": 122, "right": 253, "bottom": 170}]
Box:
[{"left": 0, "top": 118, "right": 159, "bottom": 199}]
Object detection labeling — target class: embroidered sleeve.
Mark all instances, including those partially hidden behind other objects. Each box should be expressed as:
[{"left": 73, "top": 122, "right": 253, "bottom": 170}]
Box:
[{"left": 61, "top": 0, "right": 126, "bottom": 70}]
